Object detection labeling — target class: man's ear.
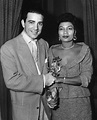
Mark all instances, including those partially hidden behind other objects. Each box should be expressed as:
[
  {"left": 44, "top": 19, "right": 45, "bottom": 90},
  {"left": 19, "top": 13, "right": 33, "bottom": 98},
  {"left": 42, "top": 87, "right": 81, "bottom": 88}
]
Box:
[{"left": 21, "top": 20, "right": 25, "bottom": 28}]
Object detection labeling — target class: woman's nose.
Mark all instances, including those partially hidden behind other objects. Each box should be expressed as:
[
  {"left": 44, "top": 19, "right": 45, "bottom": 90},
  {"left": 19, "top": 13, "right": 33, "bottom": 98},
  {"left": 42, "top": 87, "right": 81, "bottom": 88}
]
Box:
[{"left": 64, "top": 29, "right": 68, "bottom": 34}]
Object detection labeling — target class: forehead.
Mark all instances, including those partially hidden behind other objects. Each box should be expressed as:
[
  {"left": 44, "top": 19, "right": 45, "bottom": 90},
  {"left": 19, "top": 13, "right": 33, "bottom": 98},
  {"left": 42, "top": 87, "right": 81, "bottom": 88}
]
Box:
[
  {"left": 26, "top": 12, "right": 43, "bottom": 22},
  {"left": 59, "top": 22, "right": 74, "bottom": 27}
]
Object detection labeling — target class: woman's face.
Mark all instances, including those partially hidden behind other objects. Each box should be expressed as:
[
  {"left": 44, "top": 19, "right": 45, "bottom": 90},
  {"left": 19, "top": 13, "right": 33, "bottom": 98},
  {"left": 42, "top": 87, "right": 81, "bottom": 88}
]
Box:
[{"left": 58, "top": 22, "right": 75, "bottom": 42}]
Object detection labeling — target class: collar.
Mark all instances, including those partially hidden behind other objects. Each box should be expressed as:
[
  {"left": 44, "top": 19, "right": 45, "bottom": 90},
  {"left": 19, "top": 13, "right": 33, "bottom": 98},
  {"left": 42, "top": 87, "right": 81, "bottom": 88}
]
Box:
[{"left": 21, "top": 30, "right": 37, "bottom": 44}]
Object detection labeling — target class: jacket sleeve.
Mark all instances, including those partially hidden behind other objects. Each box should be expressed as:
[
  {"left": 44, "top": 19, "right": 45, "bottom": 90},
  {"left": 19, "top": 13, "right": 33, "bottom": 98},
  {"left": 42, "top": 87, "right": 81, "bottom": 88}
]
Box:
[
  {"left": 0, "top": 45, "right": 44, "bottom": 94},
  {"left": 42, "top": 41, "right": 49, "bottom": 75},
  {"left": 80, "top": 47, "right": 93, "bottom": 87},
  {"left": 48, "top": 46, "right": 54, "bottom": 68}
]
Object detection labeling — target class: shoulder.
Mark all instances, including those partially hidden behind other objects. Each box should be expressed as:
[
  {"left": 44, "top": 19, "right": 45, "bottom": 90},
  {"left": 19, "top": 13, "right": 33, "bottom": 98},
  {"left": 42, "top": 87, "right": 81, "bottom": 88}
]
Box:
[
  {"left": 0, "top": 34, "right": 21, "bottom": 53},
  {"left": 76, "top": 42, "right": 92, "bottom": 62},
  {"left": 76, "top": 42, "right": 89, "bottom": 49},
  {"left": 75, "top": 42, "right": 90, "bottom": 54},
  {"left": 39, "top": 38, "right": 49, "bottom": 47},
  {"left": 50, "top": 44, "right": 60, "bottom": 51}
]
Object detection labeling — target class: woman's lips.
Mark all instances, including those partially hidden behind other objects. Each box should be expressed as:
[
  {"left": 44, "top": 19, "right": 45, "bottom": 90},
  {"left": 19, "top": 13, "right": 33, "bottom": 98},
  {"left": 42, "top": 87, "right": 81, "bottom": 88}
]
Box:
[{"left": 63, "top": 36, "right": 69, "bottom": 39}]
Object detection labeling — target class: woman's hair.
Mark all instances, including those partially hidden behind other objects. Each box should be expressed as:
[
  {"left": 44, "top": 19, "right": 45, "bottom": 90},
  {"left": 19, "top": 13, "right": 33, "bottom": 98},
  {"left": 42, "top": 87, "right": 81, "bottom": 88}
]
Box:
[{"left": 57, "top": 13, "right": 77, "bottom": 30}]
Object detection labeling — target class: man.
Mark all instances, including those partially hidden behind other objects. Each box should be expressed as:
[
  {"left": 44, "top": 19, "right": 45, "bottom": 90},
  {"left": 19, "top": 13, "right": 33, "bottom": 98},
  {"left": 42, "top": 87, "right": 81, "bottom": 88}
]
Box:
[{"left": 0, "top": 8, "right": 55, "bottom": 120}]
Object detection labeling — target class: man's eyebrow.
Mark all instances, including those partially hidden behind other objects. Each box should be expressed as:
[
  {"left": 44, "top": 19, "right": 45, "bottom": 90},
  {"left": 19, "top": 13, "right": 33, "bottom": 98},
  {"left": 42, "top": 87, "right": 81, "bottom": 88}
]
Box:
[
  {"left": 28, "top": 20, "right": 35, "bottom": 22},
  {"left": 38, "top": 21, "right": 43, "bottom": 23},
  {"left": 27, "top": 20, "right": 43, "bottom": 23}
]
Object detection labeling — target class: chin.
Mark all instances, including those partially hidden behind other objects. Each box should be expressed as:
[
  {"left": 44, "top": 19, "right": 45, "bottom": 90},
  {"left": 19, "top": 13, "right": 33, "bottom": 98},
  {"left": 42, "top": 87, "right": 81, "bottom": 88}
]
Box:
[
  {"left": 61, "top": 39, "right": 69, "bottom": 42},
  {"left": 62, "top": 39, "right": 72, "bottom": 42},
  {"left": 30, "top": 35, "right": 38, "bottom": 39}
]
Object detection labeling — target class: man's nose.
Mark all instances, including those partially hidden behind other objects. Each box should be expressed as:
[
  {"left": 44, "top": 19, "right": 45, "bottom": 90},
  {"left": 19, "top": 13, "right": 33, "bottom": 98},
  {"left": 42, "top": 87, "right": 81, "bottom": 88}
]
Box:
[{"left": 34, "top": 24, "right": 38, "bottom": 30}]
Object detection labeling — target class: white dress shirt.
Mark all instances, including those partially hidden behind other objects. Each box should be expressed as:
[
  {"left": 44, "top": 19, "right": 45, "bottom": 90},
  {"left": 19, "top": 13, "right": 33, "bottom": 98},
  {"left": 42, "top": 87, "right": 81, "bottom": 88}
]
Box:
[
  {"left": 21, "top": 30, "right": 41, "bottom": 74},
  {"left": 21, "top": 31, "right": 46, "bottom": 87}
]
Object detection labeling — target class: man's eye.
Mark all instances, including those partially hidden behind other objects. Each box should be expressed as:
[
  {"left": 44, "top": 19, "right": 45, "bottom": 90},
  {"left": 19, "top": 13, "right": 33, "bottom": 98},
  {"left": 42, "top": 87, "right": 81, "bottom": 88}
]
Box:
[
  {"left": 29, "top": 21, "right": 34, "bottom": 24},
  {"left": 39, "top": 22, "right": 43, "bottom": 26},
  {"left": 28, "top": 20, "right": 34, "bottom": 24}
]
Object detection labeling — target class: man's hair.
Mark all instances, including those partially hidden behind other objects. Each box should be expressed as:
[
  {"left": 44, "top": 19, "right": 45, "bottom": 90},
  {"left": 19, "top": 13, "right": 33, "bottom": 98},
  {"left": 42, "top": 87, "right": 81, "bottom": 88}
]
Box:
[{"left": 21, "top": 8, "right": 44, "bottom": 22}]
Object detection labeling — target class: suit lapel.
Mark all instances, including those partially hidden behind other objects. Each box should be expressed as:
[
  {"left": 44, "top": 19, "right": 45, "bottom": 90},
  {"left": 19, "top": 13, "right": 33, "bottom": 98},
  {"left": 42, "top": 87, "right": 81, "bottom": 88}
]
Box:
[
  {"left": 18, "top": 37, "right": 38, "bottom": 74},
  {"left": 37, "top": 41, "right": 43, "bottom": 74},
  {"left": 37, "top": 40, "right": 45, "bottom": 74}
]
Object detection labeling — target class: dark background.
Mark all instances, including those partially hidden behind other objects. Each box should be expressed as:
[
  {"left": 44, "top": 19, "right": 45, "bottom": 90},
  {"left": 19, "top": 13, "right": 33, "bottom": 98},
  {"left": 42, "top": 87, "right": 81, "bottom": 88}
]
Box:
[{"left": 0, "top": 0, "right": 97, "bottom": 120}]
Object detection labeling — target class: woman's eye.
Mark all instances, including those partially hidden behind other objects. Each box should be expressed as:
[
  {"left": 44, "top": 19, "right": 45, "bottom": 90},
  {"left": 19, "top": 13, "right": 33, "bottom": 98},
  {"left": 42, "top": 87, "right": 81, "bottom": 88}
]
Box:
[
  {"left": 59, "top": 28, "right": 63, "bottom": 30},
  {"left": 68, "top": 27, "right": 73, "bottom": 30}
]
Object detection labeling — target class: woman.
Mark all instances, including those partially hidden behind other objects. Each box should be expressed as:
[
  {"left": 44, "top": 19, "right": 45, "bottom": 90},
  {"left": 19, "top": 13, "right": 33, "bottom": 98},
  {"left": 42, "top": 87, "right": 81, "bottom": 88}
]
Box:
[{"left": 48, "top": 13, "right": 93, "bottom": 120}]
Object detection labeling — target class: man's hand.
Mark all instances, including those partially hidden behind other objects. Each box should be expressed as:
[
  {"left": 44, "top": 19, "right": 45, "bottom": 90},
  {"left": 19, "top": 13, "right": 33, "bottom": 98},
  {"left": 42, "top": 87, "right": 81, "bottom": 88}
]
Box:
[{"left": 45, "top": 73, "right": 56, "bottom": 86}]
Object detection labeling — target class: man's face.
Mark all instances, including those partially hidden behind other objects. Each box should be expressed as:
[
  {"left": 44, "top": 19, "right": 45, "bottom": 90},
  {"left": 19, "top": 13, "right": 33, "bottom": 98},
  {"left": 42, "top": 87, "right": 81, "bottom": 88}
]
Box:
[{"left": 22, "top": 12, "right": 43, "bottom": 40}]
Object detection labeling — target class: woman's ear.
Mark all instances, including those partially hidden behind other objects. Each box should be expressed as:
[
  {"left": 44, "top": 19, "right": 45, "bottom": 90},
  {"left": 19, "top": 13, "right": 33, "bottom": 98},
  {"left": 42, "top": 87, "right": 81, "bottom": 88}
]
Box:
[
  {"left": 73, "top": 30, "right": 77, "bottom": 41},
  {"left": 21, "top": 20, "right": 25, "bottom": 28},
  {"left": 74, "top": 30, "right": 76, "bottom": 35}
]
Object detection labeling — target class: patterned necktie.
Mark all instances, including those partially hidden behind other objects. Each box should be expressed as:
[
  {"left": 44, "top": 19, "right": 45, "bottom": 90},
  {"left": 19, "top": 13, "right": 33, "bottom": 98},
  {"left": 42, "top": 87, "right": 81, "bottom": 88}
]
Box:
[{"left": 31, "top": 40, "right": 38, "bottom": 62}]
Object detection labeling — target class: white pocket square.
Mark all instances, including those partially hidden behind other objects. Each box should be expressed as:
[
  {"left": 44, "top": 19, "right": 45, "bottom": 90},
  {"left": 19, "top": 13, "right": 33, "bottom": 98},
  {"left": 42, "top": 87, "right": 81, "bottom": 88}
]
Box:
[{"left": 45, "top": 58, "right": 48, "bottom": 63}]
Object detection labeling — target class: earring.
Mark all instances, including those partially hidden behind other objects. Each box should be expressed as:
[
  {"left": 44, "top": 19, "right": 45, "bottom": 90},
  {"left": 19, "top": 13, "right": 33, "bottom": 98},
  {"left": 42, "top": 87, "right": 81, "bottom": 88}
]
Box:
[
  {"left": 73, "top": 34, "right": 77, "bottom": 41},
  {"left": 59, "top": 37, "right": 61, "bottom": 41}
]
